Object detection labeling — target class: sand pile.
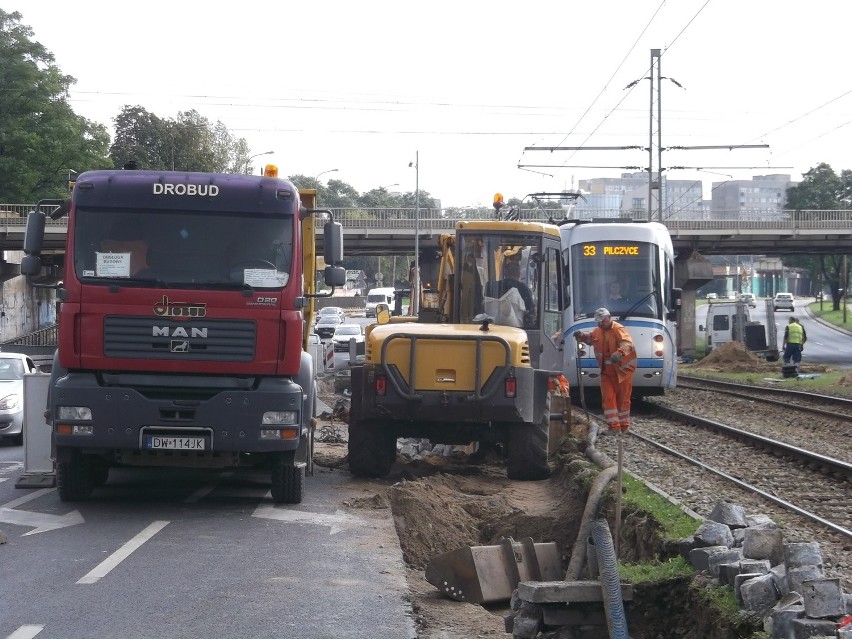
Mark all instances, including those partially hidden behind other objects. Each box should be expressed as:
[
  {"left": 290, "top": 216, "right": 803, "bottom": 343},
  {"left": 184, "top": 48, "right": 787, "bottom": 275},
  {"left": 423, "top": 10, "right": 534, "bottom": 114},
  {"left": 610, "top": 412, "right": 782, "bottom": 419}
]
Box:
[{"left": 693, "top": 341, "right": 768, "bottom": 373}]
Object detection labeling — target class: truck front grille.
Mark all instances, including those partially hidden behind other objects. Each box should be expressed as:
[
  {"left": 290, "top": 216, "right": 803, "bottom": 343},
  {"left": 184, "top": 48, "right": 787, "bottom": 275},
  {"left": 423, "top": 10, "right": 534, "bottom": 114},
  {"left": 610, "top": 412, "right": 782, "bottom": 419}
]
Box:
[{"left": 104, "top": 316, "right": 256, "bottom": 361}]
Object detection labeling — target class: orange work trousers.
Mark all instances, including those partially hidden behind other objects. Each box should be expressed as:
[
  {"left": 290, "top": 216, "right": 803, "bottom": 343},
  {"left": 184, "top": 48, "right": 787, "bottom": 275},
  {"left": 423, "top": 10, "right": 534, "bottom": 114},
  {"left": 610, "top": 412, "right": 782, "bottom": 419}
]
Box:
[{"left": 600, "top": 369, "right": 632, "bottom": 431}]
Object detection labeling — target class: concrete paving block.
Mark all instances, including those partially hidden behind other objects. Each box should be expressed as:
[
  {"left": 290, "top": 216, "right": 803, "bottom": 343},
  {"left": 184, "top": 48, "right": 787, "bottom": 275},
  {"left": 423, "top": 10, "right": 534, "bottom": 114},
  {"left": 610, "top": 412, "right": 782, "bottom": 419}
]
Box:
[
  {"left": 770, "top": 564, "right": 790, "bottom": 597},
  {"left": 783, "top": 542, "right": 823, "bottom": 570},
  {"left": 708, "top": 501, "right": 749, "bottom": 528},
  {"left": 708, "top": 548, "right": 744, "bottom": 578},
  {"left": 718, "top": 563, "right": 740, "bottom": 587},
  {"left": 746, "top": 513, "right": 779, "bottom": 528},
  {"left": 688, "top": 545, "right": 729, "bottom": 572},
  {"left": 738, "top": 573, "right": 779, "bottom": 611},
  {"left": 800, "top": 577, "right": 845, "bottom": 618},
  {"left": 763, "top": 594, "right": 804, "bottom": 639},
  {"left": 790, "top": 617, "right": 838, "bottom": 638},
  {"left": 694, "top": 520, "right": 734, "bottom": 548},
  {"left": 787, "top": 565, "right": 824, "bottom": 596},
  {"left": 742, "top": 527, "right": 784, "bottom": 566},
  {"left": 740, "top": 559, "right": 771, "bottom": 575}
]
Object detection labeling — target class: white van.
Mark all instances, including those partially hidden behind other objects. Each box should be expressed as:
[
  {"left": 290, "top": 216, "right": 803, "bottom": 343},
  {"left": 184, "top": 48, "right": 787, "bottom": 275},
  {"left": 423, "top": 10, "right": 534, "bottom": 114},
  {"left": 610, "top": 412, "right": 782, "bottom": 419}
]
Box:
[
  {"left": 701, "top": 302, "right": 750, "bottom": 353},
  {"left": 365, "top": 287, "right": 395, "bottom": 317}
]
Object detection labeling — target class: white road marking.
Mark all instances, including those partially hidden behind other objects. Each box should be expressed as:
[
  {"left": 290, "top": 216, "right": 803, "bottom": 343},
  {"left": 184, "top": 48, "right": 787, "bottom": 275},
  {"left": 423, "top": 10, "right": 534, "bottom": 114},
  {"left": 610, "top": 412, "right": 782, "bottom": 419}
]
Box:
[
  {"left": 6, "top": 625, "right": 44, "bottom": 639},
  {"left": 0, "top": 488, "right": 84, "bottom": 535},
  {"left": 76, "top": 520, "right": 170, "bottom": 585},
  {"left": 252, "top": 502, "right": 362, "bottom": 535},
  {"left": 2, "top": 488, "right": 55, "bottom": 509}
]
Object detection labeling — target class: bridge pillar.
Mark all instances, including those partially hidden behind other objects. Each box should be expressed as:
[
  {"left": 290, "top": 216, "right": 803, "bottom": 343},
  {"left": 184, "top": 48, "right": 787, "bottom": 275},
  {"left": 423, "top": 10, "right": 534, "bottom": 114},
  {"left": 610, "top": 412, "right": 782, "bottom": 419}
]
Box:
[{"left": 675, "top": 251, "right": 714, "bottom": 358}]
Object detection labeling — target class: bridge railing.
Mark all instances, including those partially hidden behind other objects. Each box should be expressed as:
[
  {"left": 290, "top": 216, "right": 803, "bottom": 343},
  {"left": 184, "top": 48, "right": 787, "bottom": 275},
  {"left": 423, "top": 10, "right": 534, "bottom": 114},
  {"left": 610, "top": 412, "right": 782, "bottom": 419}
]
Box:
[{"left": 5, "top": 206, "right": 852, "bottom": 232}]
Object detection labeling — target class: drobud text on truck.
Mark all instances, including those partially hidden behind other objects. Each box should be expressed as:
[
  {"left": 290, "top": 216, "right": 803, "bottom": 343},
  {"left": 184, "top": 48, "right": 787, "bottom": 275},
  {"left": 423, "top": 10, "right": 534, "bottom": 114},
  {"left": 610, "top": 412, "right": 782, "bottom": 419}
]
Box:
[{"left": 21, "top": 167, "right": 345, "bottom": 503}]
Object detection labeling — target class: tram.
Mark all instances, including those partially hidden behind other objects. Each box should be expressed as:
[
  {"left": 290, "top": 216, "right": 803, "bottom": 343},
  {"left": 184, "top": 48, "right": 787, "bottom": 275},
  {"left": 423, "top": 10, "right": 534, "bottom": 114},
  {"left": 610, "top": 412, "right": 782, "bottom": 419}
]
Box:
[{"left": 560, "top": 220, "right": 680, "bottom": 401}]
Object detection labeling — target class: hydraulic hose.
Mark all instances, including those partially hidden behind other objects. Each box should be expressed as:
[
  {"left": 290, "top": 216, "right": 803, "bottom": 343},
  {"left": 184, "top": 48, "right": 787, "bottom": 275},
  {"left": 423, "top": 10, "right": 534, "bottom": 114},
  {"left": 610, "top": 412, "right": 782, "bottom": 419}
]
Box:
[{"left": 591, "top": 518, "right": 629, "bottom": 639}]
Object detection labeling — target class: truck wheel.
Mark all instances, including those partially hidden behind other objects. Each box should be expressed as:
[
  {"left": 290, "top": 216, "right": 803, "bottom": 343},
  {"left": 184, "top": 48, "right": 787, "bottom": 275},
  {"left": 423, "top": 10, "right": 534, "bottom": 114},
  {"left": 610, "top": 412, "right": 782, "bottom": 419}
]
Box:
[
  {"left": 91, "top": 460, "right": 110, "bottom": 487},
  {"left": 57, "top": 448, "right": 95, "bottom": 501},
  {"left": 506, "top": 401, "right": 551, "bottom": 481},
  {"left": 271, "top": 454, "right": 304, "bottom": 504},
  {"left": 347, "top": 419, "right": 396, "bottom": 478}
]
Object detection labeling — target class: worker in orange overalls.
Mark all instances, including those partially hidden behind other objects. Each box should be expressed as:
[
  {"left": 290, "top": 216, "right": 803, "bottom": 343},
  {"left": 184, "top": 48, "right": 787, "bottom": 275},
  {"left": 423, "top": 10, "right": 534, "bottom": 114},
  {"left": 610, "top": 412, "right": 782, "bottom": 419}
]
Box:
[{"left": 574, "top": 308, "right": 637, "bottom": 431}]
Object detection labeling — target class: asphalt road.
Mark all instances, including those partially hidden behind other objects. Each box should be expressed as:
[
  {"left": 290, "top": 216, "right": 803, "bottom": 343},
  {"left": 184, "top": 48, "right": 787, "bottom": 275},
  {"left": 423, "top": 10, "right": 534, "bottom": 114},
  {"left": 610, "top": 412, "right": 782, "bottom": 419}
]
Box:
[
  {"left": 695, "top": 297, "right": 852, "bottom": 368},
  {"left": 0, "top": 443, "right": 415, "bottom": 639}
]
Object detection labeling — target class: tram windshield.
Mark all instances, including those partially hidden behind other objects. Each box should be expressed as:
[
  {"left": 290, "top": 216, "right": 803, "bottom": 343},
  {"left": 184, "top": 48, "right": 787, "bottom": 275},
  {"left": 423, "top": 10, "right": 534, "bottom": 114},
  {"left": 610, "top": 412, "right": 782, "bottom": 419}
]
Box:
[
  {"left": 456, "top": 233, "right": 542, "bottom": 328},
  {"left": 569, "top": 240, "right": 661, "bottom": 321}
]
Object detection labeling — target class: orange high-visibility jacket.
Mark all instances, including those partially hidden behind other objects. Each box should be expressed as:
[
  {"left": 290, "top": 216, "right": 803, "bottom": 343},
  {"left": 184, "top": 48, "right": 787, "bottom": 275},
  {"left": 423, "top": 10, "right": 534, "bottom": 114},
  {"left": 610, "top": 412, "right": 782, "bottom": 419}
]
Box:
[{"left": 589, "top": 321, "right": 637, "bottom": 383}]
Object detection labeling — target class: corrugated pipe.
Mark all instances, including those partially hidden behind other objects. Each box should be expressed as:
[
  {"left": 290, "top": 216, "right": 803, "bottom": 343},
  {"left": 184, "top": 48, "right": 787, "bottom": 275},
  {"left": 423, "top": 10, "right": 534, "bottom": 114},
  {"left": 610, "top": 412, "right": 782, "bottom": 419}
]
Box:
[
  {"left": 565, "top": 465, "right": 618, "bottom": 580},
  {"left": 591, "top": 518, "right": 629, "bottom": 639}
]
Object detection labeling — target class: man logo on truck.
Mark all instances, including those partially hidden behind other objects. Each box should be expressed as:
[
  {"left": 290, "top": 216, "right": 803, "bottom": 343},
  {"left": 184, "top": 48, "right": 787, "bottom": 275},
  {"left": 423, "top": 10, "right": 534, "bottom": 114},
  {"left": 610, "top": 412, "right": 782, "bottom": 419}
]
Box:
[{"left": 153, "top": 326, "right": 209, "bottom": 338}]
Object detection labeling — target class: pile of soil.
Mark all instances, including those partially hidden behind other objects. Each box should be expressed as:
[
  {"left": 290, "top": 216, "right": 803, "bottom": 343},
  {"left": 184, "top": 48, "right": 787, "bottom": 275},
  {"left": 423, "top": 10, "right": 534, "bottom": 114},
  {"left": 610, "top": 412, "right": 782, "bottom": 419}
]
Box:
[
  {"left": 692, "top": 341, "right": 770, "bottom": 373},
  {"left": 838, "top": 371, "right": 852, "bottom": 386}
]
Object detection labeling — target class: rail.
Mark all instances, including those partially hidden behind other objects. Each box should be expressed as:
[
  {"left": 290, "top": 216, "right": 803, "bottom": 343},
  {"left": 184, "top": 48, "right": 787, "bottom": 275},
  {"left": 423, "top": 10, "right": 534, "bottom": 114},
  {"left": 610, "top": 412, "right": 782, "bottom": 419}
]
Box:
[{"left": 1, "top": 324, "right": 58, "bottom": 346}]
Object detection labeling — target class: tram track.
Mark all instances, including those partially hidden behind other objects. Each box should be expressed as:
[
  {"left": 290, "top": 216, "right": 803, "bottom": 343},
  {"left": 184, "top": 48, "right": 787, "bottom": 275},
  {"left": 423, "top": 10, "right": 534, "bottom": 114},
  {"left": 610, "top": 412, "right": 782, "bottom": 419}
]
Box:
[
  {"left": 581, "top": 389, "right": 852, "bottom": 590},
  {"left": 678, "top": 374, "right": 852, "bottom": 420}
]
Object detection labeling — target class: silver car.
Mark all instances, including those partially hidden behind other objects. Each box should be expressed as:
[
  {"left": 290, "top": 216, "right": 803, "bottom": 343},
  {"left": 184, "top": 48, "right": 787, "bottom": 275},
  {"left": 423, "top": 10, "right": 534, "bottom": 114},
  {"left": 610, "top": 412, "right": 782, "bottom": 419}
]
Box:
[
  {"left": 0, "top": 353, "right": 39, "bottom": 445},
  {"left": 773, "top": 292, "right": 794, "bottom": 312}
]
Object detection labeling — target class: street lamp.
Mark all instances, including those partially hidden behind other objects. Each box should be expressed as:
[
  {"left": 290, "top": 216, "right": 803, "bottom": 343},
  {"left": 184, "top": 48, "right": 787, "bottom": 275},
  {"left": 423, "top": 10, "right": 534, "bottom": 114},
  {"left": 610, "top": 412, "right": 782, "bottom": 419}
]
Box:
[
  {"left": 408, "top": 151, "right": 420, "bottom": 315},
  {"left": 382, "top": 183, "right": 399, "bottom": 190},
  {"left": 316, "top": 168, "right": 339, "bottom": 182},
  {"left": 245, "top": 151, "right": 274, "bottom": 174}
]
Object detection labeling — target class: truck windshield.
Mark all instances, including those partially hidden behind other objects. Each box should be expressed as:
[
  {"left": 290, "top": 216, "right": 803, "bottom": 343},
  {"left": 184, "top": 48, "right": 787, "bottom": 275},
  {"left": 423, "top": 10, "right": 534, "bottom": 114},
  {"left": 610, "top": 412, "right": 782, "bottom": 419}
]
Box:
[
  {"left": 569, "top": 240, "right": 661, "bottom": 320},
  {"left": 456, "top": 233, "right": 542, "bottom": 328},
  {"left": 73, "top": 207, "right": 294, "bottom": 289}
]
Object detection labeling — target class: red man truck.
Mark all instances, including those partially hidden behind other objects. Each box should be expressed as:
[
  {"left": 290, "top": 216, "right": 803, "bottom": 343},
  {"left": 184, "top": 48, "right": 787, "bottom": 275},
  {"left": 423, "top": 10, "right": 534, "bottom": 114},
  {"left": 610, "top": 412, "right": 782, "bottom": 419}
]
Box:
[{"left": 21, "top": 166, "right": 345, "bottom": 504}]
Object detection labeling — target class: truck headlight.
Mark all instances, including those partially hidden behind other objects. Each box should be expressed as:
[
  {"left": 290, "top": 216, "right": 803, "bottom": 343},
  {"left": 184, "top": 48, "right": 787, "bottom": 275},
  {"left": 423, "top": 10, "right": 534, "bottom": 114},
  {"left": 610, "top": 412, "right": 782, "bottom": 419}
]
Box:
[
  {"left": 262, "top": 411, "right": 298, "bottom": 425},
  {"left": 57, "top": 406, "right": 93, "bottom": 420}
]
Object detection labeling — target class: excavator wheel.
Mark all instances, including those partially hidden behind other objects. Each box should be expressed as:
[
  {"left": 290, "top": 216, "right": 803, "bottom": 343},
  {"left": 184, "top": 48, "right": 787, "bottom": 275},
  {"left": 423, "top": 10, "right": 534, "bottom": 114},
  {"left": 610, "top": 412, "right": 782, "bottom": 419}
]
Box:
[
  {"left": 506, "top": 394, "right": 551, "bottom": 481},
  {"left": 347, "top": 418, "right": 397, "bottom": 478}
]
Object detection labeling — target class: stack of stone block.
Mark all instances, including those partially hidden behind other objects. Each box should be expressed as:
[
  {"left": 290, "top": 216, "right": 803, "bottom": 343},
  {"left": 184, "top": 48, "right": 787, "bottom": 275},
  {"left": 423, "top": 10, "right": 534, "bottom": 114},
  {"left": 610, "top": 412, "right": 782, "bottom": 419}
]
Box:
[{"left": 681, "top": 501, "right": 851, "bottom": 638}]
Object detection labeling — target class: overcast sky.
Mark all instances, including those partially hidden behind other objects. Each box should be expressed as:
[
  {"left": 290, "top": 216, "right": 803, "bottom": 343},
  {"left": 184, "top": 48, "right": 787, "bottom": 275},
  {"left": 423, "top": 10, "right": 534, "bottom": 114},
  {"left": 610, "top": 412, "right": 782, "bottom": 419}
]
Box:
[{"left": 12, "top": 1, "right": 851, "bottom": 206}]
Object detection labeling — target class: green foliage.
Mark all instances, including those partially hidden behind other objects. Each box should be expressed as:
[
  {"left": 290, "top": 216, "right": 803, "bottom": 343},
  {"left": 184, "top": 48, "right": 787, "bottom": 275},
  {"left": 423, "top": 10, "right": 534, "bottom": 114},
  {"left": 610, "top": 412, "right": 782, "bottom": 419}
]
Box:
[
  {"left": 783, "top": 163, "right": 852, "bottom": 308},
  {"left": 621, "top": 474, "right": 700, "bottom": 540},
  {"left": 785, "top": 163, "right": 852, "bottom": 210},
  {"left": 618, "top": 556, "right": 692, "bottom": 583},
  {"left": 109, "top": 106, "right": 249, "bottom": 173},
  {"left": 0, "top": 9, "right": 111, "bottom": 201},
  {"left": 695, "top": 583, "right": 741, "bottom": 615}
]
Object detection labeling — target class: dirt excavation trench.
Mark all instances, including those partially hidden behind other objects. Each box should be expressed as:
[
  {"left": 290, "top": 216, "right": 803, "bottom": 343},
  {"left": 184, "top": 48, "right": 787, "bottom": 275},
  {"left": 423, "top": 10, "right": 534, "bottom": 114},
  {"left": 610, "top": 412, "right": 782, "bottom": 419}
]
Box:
[{"left": 312, "top": 383, "right": 724, "bottom": 639}]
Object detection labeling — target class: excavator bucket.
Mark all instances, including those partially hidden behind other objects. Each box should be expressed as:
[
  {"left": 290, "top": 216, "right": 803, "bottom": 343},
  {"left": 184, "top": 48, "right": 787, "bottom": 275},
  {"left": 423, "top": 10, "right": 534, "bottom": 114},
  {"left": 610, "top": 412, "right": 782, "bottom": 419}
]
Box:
[{"left": 425, "top": 537, "right": 562, "bottom": 604}]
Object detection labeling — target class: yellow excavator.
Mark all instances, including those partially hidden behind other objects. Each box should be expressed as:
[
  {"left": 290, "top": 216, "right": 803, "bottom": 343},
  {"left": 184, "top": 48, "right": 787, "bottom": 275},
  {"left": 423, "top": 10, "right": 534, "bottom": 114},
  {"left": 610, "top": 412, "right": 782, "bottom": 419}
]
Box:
[{"left": 347, "top": 195, "right": 568, "bottom": 480}]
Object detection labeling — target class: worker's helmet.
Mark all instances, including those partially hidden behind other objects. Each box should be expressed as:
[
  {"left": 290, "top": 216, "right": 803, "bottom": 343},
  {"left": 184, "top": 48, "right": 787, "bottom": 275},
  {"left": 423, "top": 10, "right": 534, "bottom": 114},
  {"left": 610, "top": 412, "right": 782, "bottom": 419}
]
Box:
[{"left": 594, "top": 308, "right": 611, "bottom": 323}]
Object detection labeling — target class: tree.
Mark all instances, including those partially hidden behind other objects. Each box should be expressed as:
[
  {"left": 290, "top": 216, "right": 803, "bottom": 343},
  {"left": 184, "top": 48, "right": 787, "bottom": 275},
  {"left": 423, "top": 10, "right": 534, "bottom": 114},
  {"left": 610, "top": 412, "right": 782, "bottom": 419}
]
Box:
[
  {"left": 109, "top": 106, "right": 250, "bottom": 173},
  {"left": 785, "top": 163, "right": 852, "bottom": 310},
  {"left": 0, "top": 10, "right": 111, "bottom": 201}
]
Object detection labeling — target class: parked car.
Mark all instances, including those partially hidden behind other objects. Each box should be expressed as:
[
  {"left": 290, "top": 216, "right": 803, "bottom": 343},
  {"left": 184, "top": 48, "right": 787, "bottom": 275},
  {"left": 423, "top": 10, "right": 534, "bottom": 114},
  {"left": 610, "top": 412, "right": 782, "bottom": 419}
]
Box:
[
  {"left": 315, "top": 315, "right": 343, "bottom": 339},
  {"left": 705, "top": 292, "right": 718, "bottom": 300},
  {"left": 773, "top": 292, "right": 795, "bottom": 312},
  {"left": 331, "top": 323, "right": 364, "bottom": 352},
  {"left": 738, "top": 293, "right": 756, "bottom": 308},
  {"left": 0, "top": 352, "right": 39, "bottom": 445},
  {"left": 315, "top": 306, "right": 346, "bottom": 324}
]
